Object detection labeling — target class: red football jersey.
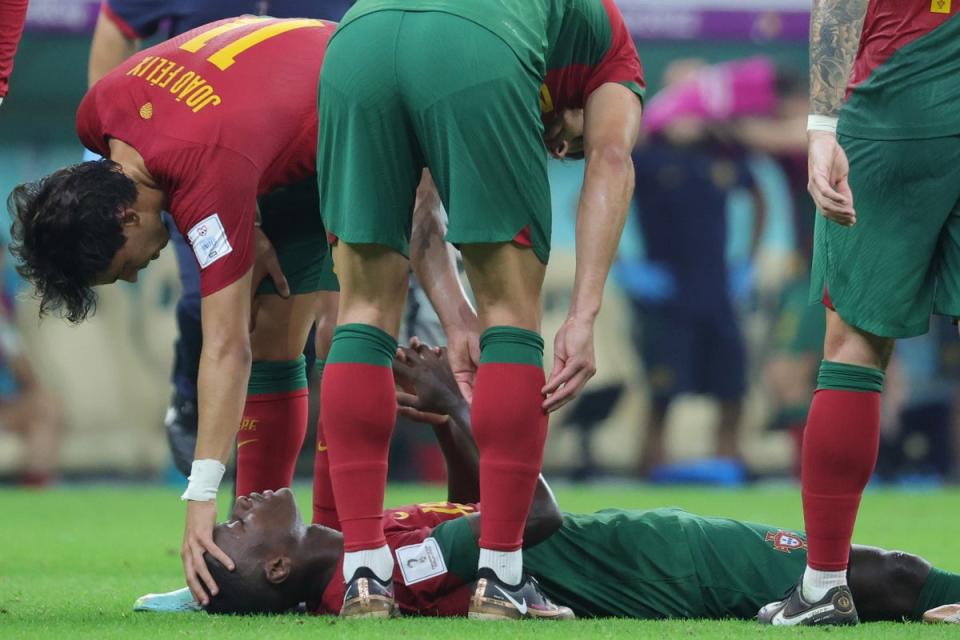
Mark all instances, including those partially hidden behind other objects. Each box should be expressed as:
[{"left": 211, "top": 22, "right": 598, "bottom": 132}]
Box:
[
  {"left": 849, "top": 0, "right": 958, "bottom": 91},
  {"left": 540, "top": 0, "right": 645, "bottom": 124},
  {"left": 0, "top": 0, "right": 29, "bottom": 99},
  {"left": 76, "top": 16, "right": 333, "bottom": 296},
  {"left": 315, "top": 502, "right": 479, "bottom": 616}
]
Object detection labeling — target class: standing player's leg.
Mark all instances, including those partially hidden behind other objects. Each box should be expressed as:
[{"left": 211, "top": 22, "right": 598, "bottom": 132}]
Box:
[
  {"left": 321, "top": 243, "right": 408, "bottom": 600},
  {"left": 311, "top": 291, "right": 340, "bottom": 529},
  {"left": 237, "top": 179, "right": 340, "bottom": 496},
  {"left": 236, "top": 292, "right": 318, "bottom": 495},
  {"left": 395, "top": 9, "right": 560, "bottom": 618},
  {"left": 460, "top": 243, "right": 547, "bottom": 593},
  {"left": 317, "top": 10, "right": 424, "bottom": 616},
  {"left": 761, "top": 134, "right": 960, "bottom": 625},
  {"left": 795, "top": 312, "right": 890, "bottom": 607}
]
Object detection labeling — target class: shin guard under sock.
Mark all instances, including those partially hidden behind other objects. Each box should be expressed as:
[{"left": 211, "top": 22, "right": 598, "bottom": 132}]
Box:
[
  {"left": 472, "top": 326, "right": 548, "bottom": 556},
  {"left": 323, "top": 324, "right": 397, "bottom": 553},
  {"left": 311, "top": 360, "right": 340, "bottom": 529},
  {"left": 802, "top": 361, "right": 884, "bottom": 572},
  {"left": 235, "top": 357, "right": 309, "bottom": 496}
]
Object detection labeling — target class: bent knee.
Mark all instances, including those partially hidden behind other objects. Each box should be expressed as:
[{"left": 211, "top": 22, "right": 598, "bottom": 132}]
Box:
[{"left": 823, "top": 311, "right": 894, "bottom": 369}]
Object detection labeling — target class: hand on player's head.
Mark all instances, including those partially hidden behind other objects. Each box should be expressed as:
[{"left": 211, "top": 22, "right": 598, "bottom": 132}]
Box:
[
  {"left": 7, "top": 160, "right": 136, "bottom": 323},
  {"left": 203, "top": 488, "right": 304, "bottom": 615},
  {"left": 393, "top": 338, "right": 464, "bottom": 425}
]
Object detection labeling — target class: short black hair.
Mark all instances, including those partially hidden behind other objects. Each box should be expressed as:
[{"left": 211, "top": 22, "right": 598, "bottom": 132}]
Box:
[
  {"left": 7, "top": 159, "right": 136, "bottom": 323},
  {"left": 203, "top": 554, "right": 298, "bottom": 615}
]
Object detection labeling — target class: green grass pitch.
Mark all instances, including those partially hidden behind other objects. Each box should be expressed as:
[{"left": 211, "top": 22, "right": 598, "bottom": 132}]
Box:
[{"left": 2, "top": 482, "right": 959, "bottom": 639}]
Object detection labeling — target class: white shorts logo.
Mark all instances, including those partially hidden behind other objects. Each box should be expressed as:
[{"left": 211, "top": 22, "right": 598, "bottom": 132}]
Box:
[
  {"left": 187, "top": 213, "right": 232, "bottom": 269},
  {"left": 395, "top": 537, "right": 448, "bottom": 586}
]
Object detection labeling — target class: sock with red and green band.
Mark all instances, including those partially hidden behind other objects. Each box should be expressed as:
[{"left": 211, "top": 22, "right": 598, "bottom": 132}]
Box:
[
  {"left": 473, "top": 326, "right": 547, "bottom": 584},
  {"left": 311, "top": 359, "right": 340, "bottom": 529},
  {"left": 801, "top": 360, "right": 884, "bottom": 599},
  {"left": 323, "top": 324, "right": 397, "bottom": 573},
  {"left": 235, "top": 356, "right": 308, "bottom": 496}
]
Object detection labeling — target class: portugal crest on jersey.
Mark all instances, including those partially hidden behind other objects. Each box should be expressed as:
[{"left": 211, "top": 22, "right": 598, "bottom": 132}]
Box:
[{"left": 765, "top": 530, "right": 807, "bottom": 554}]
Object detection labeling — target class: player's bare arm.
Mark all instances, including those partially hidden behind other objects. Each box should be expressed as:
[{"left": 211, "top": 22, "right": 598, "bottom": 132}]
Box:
[
  {"left": 394, "top": 343, "right": 479, "bottom": 504},
  {"left": 182, "top": 271, "right": 253, "bottom": 605},
  {"left": 409, "top": 170, "right": 480, "bottom": 402},
  {"left": 543, "top": 82, "right": 642, "bottom": 412},
  {"left": 807, "top": 0, "right": 869, "bottom": 226},
  {"left": 395, "top": 342, "right": 562, "bottom": 547}
]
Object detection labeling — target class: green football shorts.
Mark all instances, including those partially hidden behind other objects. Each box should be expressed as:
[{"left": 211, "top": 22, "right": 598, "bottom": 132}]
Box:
[
  {"left": 810, "top": 133, "right": 960, "bottom": 338},
  {"left": 317, "top": 9, "right": 551, "bottom": 263},
  {"left": 256, "top": 178, "right": 339, "bottom": 296}
]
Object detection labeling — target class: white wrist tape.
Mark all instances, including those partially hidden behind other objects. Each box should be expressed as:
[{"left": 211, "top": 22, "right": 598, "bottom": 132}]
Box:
[
  {"left": 181, "top": 459, "right": 225, "bottom": 502},
  {"left": 807, "top": 115, "right": 839, "bottom": 134}
]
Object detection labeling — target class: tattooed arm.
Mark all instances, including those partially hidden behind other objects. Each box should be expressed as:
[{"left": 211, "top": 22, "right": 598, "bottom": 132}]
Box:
[
  {"left": 809, "top": 0, "right": 869, "bottom": 117},
  {"left": 409, "top": 169, "right": 480, "bottom": 401},
  {"left": 806, "top": 0, "right": 869, "bottom": 225}
]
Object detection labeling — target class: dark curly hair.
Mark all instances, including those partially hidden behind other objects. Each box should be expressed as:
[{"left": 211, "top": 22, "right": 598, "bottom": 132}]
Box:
[
  {"left": 8, "top": 160, "right": 137, "bottom": 323},
  {"left": 203, "top": 554, "right": 299, "bottom": 615}
]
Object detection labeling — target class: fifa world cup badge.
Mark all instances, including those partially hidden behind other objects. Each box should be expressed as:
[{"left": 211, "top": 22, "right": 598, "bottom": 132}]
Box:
[{"left": 931, "top": 0, "right": 951, "bottom": 14}]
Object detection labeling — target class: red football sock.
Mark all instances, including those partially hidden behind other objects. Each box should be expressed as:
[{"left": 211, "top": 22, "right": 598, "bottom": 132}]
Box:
[
  {"left": 235, "top": 388, "right": 309, "bottom": 496},
  {"left": 472, "top": 327, "right": 548, "bottom": 552},
  {"left": 323, "top": 324, "right": 397, "bottom": 552},
  {"left": 312, "top": 410, "right": 340, "bottom": 529},
  {"left": 802, "top": 381, "right": 881, "bottom": 571}
]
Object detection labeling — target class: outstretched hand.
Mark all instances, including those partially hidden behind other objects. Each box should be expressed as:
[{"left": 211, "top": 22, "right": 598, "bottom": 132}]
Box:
[
  {"left": 181, "top": 499, "right": 234, "bottom": 606},
  {"left": 543, "top": 315, "right": 597, "bottom": 412},
  {"left": 393, "top": 339, "right": 464, "bottom": 425}
]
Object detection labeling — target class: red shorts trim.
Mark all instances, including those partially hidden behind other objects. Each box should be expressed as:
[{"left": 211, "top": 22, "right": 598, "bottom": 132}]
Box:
[
  {"left": 100, "top": 2, "right": 142, "bottom": 41},
  {"left": 512, "top": 225, "right": 532, "bottom": 248},
  {"left": 822, "top": 286, "right": 835, "bottom": 311}
]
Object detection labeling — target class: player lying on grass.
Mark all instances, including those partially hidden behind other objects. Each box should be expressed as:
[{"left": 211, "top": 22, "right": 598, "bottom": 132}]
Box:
[
  {"left": 5, "top": 16, "right": 475, "bottom": 607},
  {"left": 138, "top": 343, "right": 960, "bottom": 622}
]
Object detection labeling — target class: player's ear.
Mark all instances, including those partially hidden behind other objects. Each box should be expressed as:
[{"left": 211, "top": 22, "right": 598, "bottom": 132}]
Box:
[
  {"left": 118, "top": 208, "right": 140, "bottom": 227},
  {"left": 264, "top": 556, "right": 292, "bottom": 584}
]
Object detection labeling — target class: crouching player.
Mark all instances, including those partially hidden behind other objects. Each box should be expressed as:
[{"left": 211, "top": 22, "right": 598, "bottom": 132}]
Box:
[
  {"left": 139, "top": 345, "right": 960, "bottom": 622},
  {"left": 6, "top": 16, "right": 475, "bottom": 606}
]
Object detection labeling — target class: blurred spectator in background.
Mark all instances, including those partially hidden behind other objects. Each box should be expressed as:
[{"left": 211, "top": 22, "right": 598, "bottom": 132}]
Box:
[
  {"left": 637, "top": 56, "right": 831, "bottom": 479},
  {"left": 620, "top": 59, "right": 767, "bottom": 481},
  {"left": 724, "top": 62, "right": 823, "bottom": 475},
  {"left": 85, "top": 0, "right": 354, "bottom": 476},
  {"left": 0, "top": 244, "right": 63, "bottom": 487}
]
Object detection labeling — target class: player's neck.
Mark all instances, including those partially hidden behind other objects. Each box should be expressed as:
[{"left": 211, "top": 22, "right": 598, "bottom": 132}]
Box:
[
  {"left": 107, "top": 138, "right": 162, "bottom": 192},
  {"left": 301, "top": 525, "right": 344, "bottom": 605}
]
